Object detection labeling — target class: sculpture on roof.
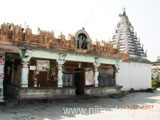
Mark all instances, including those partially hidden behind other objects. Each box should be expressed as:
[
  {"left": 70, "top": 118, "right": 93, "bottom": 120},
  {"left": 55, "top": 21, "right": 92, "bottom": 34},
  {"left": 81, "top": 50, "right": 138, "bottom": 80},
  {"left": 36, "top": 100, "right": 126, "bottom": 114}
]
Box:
[
  {"left": 96, "top": 40, "right": 101, "bottom": 52},
  {"left": 0, "top": 22, "right": 127, "bottom": 59},
  {"left": 38, "top": 28, "right": 46, "bottom": 43},
  {"left": 75, "top": 28, "right": 89, "bottom": 50},
  {"left": 67, "top": 34, "right": 74, "bottom": 48},
  {"left": 25, "top": 25, "right": 32, "bottom": 41},
  {"left": 1, "top": 23, "right": 9, "bottom": 35},
  {"left": 79, "top": 34, "right": 88, "bottom": 49},
  {"left": 15, "top": 25, "right": 21, "bottom": 36}
]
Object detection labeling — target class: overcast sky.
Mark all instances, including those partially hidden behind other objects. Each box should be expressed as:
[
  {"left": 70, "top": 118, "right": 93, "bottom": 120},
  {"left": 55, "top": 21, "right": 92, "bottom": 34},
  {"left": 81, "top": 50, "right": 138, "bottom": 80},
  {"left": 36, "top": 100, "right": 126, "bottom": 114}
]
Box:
[{"left": 0, "top": 0, "right": 159, "bottom": 61}]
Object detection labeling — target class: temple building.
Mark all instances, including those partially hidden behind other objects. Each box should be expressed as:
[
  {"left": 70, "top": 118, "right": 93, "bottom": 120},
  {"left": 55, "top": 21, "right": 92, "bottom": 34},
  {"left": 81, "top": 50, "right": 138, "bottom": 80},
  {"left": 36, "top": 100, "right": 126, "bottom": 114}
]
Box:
[
  {"left": 0, "top": 23, "right": 128, "bottom": 101},
  {"left": 0, "top": 9, "right": 152, "bottom": 101},
  {"left": 112, "top": 9, "right": 152, "bottom": 91}
]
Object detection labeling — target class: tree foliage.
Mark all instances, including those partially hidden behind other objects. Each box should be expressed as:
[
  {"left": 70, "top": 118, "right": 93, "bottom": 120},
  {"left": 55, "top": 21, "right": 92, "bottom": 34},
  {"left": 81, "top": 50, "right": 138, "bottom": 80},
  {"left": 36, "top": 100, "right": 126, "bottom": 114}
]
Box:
[{"left": 152, "top": 67, "right": 160, "bottom": 88}]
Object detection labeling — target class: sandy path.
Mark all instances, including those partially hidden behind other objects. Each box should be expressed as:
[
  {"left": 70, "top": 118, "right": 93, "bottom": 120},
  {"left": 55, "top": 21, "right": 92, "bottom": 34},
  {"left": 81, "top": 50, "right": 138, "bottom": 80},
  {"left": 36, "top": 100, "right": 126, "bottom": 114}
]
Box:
[{"left": 0, "top": 89, "right": 160, "bottom": 120}]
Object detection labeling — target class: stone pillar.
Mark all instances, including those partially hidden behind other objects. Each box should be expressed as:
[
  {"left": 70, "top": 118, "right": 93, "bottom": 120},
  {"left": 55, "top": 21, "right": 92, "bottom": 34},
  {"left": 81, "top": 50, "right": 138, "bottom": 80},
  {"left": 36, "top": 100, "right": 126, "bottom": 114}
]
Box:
[
  {"left": 57, "top": 63, "right": 63, "bottom": 87},
  {"left": 57, "top": 53, "right": 66, "bottom": 87},
  {"left": 20, "top": 49, "right": 32, "bottom": 88},
  {"left": 115, "top": 62, "right": 120, "bottom": 86},
  {"left": 20, "top": 61, "right": 29, "bottom": 88},
  {"left": 94, "top": 63, "right": 100, "bottom": 87}
]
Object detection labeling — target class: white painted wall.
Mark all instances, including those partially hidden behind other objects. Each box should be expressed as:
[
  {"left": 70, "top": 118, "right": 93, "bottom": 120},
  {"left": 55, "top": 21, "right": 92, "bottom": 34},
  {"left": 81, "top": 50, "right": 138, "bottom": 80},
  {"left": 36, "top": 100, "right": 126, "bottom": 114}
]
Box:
[{"left": 116, "top": 62, "right": 152, "bottom": 91}]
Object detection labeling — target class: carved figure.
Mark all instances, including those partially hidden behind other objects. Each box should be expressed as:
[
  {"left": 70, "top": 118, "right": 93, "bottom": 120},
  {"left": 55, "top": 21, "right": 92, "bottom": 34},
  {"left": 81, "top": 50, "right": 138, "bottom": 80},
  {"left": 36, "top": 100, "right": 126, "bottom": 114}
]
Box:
[
  {"left": 77, "top": 33, "right": 88, "bottom": 49},
  {"left": 25, "top": 25, "right": 32, "bottom": 41},
  {"left": 38, "top": 28, "right": 46, "bottom": 43},
  {"left": 59, "top": 32, "right": 66, "bottom": 46},
  {"left": 96, "top": 40, "right": 100, "bottom": 52},
  {"left": 1, "top": 23, "right": 9, "bottom": 35},
  {"left": 15, "top": 25, "right": 21, "bottom": 36},
  {"left": 81, "top": 38, "right": 88, "bottom": 49}
]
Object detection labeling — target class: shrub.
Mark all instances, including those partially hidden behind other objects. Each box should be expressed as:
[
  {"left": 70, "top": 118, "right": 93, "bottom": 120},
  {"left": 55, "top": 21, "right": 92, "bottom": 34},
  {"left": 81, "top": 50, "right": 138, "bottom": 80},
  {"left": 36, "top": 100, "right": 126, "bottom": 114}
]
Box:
[{"left": 152, "top": 78, "right": 158, "bottom": 88}]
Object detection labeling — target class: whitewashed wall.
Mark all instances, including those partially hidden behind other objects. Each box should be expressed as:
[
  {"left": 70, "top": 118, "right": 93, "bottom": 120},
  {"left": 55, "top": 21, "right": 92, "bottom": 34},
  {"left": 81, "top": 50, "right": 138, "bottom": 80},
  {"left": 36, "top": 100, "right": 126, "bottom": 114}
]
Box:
[{"left": 116, "top": 62, "right": 152, "bottom": 91}]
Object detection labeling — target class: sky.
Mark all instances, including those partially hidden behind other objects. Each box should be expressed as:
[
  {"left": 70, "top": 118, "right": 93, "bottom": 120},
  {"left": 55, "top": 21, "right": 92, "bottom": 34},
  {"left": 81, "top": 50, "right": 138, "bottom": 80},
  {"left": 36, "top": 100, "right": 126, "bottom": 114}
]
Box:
[{"left": 0, "top": 0, "right": 159, "bottom": 61}]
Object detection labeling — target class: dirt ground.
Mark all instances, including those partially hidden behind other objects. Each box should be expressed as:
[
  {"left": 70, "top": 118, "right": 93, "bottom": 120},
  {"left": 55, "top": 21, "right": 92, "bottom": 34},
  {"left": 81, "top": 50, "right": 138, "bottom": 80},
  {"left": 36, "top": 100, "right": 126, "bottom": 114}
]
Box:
[{"left": 0, "top": 89, "right": 160, "bottom": 120}]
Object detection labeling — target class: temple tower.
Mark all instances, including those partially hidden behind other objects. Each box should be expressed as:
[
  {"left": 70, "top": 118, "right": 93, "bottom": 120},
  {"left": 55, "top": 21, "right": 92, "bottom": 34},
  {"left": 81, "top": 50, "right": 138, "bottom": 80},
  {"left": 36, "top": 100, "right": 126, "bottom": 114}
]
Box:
[{"left": 112, "top": 8, "right": 147, "bottom": 58}]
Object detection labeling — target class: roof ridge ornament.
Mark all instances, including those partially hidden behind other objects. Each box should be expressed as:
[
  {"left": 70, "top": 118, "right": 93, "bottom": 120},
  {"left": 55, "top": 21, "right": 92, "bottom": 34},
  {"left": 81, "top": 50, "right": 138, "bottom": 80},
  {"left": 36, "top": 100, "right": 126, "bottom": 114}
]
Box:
[
  {"left": 82, "top": 27, "right": 85, "bottom": 31},
  {"left": 119, "top": 7, "right": 127, "bottom": 17},
  {"left": 123, "top": 7, "right": 126, "bottom": 13},
  {"left": 122, "top": 7, "right": 127, "bottom": 16}
]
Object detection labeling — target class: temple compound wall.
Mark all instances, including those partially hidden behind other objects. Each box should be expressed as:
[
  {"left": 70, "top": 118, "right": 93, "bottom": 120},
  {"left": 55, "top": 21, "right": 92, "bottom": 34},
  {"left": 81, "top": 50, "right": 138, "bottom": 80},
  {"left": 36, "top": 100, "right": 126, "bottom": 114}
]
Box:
[{"left": 116, "top": 61, "right": 152, "bottom": 91}]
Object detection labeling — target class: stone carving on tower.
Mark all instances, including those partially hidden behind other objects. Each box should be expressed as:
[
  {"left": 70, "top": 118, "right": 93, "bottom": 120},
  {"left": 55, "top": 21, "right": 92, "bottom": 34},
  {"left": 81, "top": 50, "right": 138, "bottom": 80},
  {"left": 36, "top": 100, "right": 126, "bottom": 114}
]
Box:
[{"left": 112, "top": 8, "right": 147, "bottom": 59}]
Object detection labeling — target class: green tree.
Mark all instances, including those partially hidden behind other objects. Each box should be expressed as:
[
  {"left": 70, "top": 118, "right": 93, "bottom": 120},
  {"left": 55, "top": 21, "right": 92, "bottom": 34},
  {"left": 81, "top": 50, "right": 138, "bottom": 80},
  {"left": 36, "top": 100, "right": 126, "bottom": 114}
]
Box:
[{"left": 152, "top": 67, "right": 160, "bottom": 88}]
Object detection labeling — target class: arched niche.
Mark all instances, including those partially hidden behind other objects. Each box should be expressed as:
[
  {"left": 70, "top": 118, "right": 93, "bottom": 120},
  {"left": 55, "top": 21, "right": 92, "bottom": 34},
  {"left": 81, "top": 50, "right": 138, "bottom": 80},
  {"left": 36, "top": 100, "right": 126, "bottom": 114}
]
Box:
[{"left": 75, "top": 28, "right": 90, "bottom": 50}]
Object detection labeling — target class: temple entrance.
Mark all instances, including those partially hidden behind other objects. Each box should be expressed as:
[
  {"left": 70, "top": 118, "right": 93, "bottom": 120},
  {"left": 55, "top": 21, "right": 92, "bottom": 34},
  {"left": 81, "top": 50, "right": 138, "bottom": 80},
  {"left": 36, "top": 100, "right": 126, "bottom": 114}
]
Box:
[
  {"left": 3, "top": 53, "right": 21, "bottom": 98},
  {"left": 63, "top": 61, "right": 93, "bottom": 96},
  {"left": 75, "top": 68, "right": 85, "bottom": 95}
]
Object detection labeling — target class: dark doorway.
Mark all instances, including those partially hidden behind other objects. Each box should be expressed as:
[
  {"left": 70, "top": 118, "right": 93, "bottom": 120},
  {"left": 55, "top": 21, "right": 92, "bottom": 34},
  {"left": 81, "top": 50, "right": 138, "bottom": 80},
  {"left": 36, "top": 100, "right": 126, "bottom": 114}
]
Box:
[
  {"left": 3, "top": 53, "right": 21, "bottom": 98},
  {"left": 75, "top": 68, "right": 85, "bottom": 95}
]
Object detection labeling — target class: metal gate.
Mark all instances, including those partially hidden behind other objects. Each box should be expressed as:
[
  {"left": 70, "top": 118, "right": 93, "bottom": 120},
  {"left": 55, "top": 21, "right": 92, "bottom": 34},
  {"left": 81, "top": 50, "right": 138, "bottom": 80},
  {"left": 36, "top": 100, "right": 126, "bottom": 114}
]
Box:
[{"left": 98, "top": 74, "right": 115, "bottom": 87}]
